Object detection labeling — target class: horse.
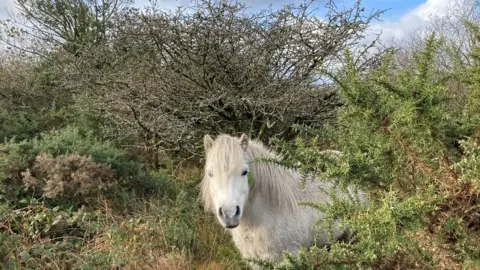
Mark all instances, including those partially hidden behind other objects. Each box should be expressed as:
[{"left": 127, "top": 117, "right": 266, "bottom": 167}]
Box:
[{"left": 200, "top": 133, "right": 367, "bottom": 268}]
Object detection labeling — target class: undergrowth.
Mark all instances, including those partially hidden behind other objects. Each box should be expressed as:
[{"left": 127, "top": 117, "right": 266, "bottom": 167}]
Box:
[{"left": 0, "top": 127, "right": 244, "bottom": 269}]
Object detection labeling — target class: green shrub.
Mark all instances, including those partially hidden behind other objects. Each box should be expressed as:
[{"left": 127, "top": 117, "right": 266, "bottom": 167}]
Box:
[
  {"left": 0, "top": 112, "right": 39, "bottom": 142},
  {"left": 0, "top": 125, "right": 168, "bottom": 205},
  {"left": 260, "top": 27, "right": 480, "bottom": 269},
  {"left": 0, "top": 103, "right": 82, "bottom": 143}
]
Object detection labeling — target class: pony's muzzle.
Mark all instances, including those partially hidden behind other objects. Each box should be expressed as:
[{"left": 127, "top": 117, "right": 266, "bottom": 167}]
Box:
[{"left": 218, "top": 206, "right": 241, "bottom": 229}]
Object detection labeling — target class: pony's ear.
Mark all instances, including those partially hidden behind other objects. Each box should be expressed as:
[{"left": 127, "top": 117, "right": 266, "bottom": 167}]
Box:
[
  {"left": 204, "top": 134, "right": 214, "bottom": 152},
  {"left": 239, "top": 133, "right": 249, "bottom": 151}
]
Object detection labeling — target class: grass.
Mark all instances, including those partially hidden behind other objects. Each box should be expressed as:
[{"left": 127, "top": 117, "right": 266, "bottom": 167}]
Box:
[{"left": 0, "top": 165, "right": 247, "bottom": 270}]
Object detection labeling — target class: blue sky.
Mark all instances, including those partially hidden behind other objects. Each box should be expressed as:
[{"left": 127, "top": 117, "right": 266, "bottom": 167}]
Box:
[
  {"left": 131, "top": 0, "right": 452, "bottom": 43},
  {"left": 355, "top": 0, "right": 425, "bottom": 20},
  {"left": 0, "top": 0, "right": 452, "bottom": 43},
  {"left": 130, "top": 0, "right": 425, "bottom": 21},
  {"left": 131, "top": 0, "right": 425, "bottom": 18}
]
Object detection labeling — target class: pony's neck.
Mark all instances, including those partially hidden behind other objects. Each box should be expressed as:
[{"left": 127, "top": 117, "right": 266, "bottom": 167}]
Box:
[{"left": 243, "top": 140, "right": 303, "bottom": 218}]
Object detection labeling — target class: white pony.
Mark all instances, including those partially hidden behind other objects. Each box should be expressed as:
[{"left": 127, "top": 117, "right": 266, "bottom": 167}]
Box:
[{"left": 200, "top": 133, "right": 367, "bottom": 268}]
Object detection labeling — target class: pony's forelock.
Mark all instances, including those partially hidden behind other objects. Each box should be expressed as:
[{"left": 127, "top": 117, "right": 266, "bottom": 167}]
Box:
[
  {"left": 200, "top": 134, "right": 246, "bottom": 212},
  {"left": 206, "top": 135, "right": 246, "bottom": 174}
]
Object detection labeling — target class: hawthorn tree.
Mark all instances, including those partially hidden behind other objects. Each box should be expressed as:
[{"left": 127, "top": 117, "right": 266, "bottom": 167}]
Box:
[{"left": 70, "top": 0, "right": 384, "bottom": 159}]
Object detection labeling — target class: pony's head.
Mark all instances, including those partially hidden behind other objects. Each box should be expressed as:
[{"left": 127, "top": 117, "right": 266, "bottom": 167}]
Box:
[{"left": 201, "top": 133, "right": 251, "bottom": 229}]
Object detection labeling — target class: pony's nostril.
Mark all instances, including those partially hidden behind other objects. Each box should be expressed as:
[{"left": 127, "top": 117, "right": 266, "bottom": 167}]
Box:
[
  {"left": 235, "top": 205, "right": 240, "bottom": 217},
  {"left": 218, "top": 207, "right": 224, "bottom": 217}
]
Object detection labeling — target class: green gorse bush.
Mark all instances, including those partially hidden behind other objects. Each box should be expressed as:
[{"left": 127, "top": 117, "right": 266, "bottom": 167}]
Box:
[{"left": 259, "top": 25, "right": 480, "bottom": 269}]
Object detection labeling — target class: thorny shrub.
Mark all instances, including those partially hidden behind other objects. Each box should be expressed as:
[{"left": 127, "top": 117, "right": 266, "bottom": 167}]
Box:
[{"left": 257, "top": 29, "right": 480, "bottom": 269}]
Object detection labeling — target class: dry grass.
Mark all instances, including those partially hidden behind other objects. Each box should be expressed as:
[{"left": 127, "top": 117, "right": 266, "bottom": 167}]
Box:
[{"left": 410, "top": 230, "right": 462, "bottom": 270}]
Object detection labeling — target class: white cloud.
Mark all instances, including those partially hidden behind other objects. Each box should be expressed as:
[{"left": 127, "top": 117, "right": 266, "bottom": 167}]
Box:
[
  {"left": 0, "top": 0, "right": 14, "bottom": 14},
  {"left": 366, "top": 0, "right": 453, "bottom": 43},
  {"left": 410, "top": 0, "right": 451, "bottom": 20},
  {"left": 0, "top": 0, "right": 15, "bottom": 20}
]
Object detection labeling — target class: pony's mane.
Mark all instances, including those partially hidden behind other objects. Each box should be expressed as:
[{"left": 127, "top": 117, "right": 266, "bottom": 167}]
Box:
[{"left": 200, "top": 134, "right": 304, "bottom": 215}]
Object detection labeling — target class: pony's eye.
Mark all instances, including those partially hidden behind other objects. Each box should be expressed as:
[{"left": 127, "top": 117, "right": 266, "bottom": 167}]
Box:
[
  {"left": 241, "top": 170, "right": 248, "bottom": 176},
  {"left": 208, "top": 171, "right": 213, "bottom": 177}
]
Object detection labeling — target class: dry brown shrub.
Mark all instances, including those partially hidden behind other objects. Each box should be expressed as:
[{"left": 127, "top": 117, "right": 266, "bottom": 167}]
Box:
[
  {"left": 427, "top": 181, "right": 480, "bottom": 248},
  {"left": 426, "top": 156, "right": 480, "bottom": 242},
  {"left": 21, "top": 152, "right": 118, "bottom": 200},
  {"left": 410, "top": 230, "right": 462, "bottom": 270},
  {"left": 371, "top": 249, "right": 436, "bottom": 270}
]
